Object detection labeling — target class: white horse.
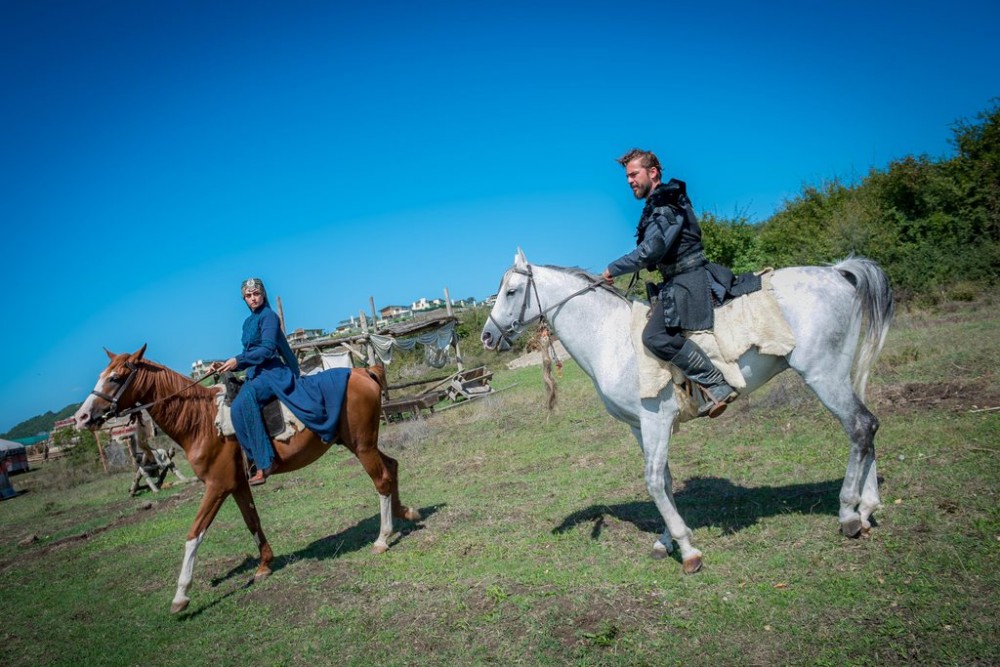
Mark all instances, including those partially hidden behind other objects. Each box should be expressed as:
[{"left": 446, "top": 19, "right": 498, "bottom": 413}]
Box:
[{"left": 481, "top": 249, "right": 894, "bottom": 573}]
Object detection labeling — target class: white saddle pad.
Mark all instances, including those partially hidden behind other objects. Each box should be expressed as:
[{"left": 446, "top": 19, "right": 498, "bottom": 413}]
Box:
[
  {"left": 631, "top": 271, "right": 796, "bottom": 405},
  {"left": 213, "top": 385, "right": 305, "bottom": 442}
]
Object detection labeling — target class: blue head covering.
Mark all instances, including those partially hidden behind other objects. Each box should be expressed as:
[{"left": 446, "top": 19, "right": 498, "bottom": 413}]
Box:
[{"left": 239, "top": 277, "right": 300, "bottom": 375}]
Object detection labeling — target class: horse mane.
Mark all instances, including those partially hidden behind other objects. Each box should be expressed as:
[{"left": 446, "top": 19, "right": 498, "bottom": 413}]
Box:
[
  {"left": 538, "top": 264, "right": 630, "bottom": 301},
  {"left": 135, "top": 358, "right": 219, "bottom": 435}
]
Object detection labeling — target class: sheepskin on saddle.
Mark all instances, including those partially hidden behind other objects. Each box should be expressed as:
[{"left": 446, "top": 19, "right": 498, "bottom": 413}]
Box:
[
  {"left": 631, "top": 270, "right": 796, "bottom": 422},
  {"left": 213, "top": 385, "right": 305, "bottom": 443}
]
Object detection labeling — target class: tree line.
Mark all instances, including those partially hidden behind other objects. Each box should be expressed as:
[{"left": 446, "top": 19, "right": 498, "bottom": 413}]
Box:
[{"left": 700, "top": 99, "right": 999, "bottom": 300}]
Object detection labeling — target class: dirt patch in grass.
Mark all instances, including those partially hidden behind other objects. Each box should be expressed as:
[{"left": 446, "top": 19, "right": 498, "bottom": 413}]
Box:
[
  {"left": 874, "top": 377, "right": 999, "bottom": 414},
  {"left": 0, "top": 480, "right": 203, "bottom": 573}
]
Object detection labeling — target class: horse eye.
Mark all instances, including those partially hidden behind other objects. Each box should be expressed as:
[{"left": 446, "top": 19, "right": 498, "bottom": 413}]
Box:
[{"left": 506, "top": 288, "right": 517, "bottom": 296}]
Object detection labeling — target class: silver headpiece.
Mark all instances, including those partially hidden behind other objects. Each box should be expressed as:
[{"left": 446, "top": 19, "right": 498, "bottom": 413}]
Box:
[{"left": 241, "top": 277, "right": 265, "bottom": 295}]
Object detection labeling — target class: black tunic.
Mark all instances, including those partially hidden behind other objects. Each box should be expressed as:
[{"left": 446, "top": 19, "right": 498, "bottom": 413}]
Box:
[{"left": 606, "top": 179, "right": 713, "bottom": 331}]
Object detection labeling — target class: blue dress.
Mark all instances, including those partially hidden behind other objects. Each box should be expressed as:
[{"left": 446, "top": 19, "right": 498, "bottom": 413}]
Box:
[{"left": 230, "top": 303, "right": 349, "bottom": 471}]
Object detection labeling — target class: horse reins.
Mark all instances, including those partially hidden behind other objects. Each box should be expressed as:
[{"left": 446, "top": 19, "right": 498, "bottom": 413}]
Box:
[
  {"left": 487, "top": 264, "right": 618, "bottom": 350},
  {"left": 92, "top": 361, "right": 218, "bottom": 421}
]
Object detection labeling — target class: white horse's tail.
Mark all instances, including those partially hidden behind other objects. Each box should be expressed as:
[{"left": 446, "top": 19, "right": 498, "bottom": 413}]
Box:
[{"left": 834, "top": 257, "right": 896, "bottom": 399}]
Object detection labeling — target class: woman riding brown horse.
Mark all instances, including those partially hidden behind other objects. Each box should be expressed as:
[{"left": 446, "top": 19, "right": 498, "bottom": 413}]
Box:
[{"left": 74, "top": 344, "right": 422, "bottom": 613}]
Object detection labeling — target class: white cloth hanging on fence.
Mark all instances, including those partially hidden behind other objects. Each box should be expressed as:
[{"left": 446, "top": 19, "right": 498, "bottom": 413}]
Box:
[
  {"left": 368, "top": 321, "right": 456, "bottom": 367},
  {"left": 320, "top": 349, "right": 353, "bottom": 370}
]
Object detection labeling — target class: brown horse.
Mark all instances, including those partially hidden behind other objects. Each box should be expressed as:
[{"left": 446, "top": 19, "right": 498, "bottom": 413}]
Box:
[{"left": 73, "top": 344, "right": 422, "bottom": 613}]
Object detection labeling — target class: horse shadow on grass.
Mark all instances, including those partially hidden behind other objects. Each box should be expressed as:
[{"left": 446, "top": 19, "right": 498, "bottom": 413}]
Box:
[
  {"left": 207, "top": 503, "right": 444, "bottom": 588},
  {"left": 178, "top": 503, "right": 444, "bottom": 619},
  {"left": 553, "top": 476, "right": 854, "bottom": 540}
]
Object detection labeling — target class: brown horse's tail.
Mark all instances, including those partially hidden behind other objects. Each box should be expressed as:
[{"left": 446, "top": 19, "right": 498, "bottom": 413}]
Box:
[{"left": 366, "top": 364, "right": 387, "bottom": 391}]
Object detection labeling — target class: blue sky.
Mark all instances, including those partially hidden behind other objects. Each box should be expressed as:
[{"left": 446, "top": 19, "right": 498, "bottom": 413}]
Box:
[{"left": 1, "top": 0, "right": 997, "bottom": 433}]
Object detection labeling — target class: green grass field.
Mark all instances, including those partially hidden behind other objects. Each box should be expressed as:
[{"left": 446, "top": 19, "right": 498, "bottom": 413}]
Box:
[{"left": 1, "top": 298, "right": 997, "bottom": 666}]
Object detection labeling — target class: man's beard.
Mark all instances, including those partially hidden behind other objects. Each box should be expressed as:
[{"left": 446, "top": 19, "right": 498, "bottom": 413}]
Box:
[{"left": 633, "top": 181, "right": 652, "bottom": 199}]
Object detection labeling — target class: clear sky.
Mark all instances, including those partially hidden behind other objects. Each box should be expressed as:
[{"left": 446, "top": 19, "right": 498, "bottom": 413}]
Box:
[{"left": 2, "top": 0, "right": 997, "bottom": 433}]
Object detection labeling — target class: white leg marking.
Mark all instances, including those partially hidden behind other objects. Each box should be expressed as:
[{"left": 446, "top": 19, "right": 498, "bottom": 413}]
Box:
[
  {"left": 374, "top": 494, "right": 393, "bottom": 551},
  {"left": 172, "top": 533, "right": 205, "bottom": 608}
]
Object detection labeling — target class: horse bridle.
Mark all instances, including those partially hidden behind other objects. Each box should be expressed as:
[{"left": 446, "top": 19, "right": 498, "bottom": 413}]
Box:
[
  {"left": 487, "top": 264, "right": 610, "bottom": 350},
  {"left": 91, "top": 361, "right": 215, "bottom": 422},
  {"left": 90, "top": 361, "right": 142, "bottom": 420}
]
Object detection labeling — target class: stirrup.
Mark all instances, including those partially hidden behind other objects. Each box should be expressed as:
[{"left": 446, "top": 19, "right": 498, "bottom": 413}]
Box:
[
  {"left": 248, "top": 461, "right": 278, "bottom": 486},
  {"left": 696, "top": 386, "right": 737, "bottom": 419}
]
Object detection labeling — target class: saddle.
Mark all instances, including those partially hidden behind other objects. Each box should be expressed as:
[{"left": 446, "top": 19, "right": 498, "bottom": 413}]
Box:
[
  {"left": 216, "top": 372, "right": 302, "bottom": 440},
  {"left": 644, "top": 263, "right": 763, "bottom": 307},
  {"left": 631, "top": 270, "right": 796, "bottom": 422}
]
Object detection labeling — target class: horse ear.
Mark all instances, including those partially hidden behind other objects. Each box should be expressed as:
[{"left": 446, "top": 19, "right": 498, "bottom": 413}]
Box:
[
  {"left": 515, "top": 247, "right": 527, "bottom": 269},
  {"left": 104, "top": 347, "right": 116, "bottom": 360},
  {"left": 133, "top": 343, "right": 147, "bottom": 361}
]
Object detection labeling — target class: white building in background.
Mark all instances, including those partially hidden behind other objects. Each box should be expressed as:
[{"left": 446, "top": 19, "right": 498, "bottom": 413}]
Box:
[
  {"left": 411, "top": 297, "right": 444, "bottom": 311},
  {"left": 191, "top": 359, "right": 225, "bottom": 377},
  {"left": 287, "top": 327, "right": 324, "bottom": 344}
]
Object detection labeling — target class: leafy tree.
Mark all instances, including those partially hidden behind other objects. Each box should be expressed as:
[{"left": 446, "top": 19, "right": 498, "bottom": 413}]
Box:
[
  {"left": 757, "top": 180, "right": 852, "bottom": 268},
  {"left": 700, "top": 212, "right": 765, "bottom": 274},
  {"left": 754, "top": 99, "right": 1000, "bottom": 296},
  {"left": 52, "top": 426, "right": 100, "bottom": 469}
]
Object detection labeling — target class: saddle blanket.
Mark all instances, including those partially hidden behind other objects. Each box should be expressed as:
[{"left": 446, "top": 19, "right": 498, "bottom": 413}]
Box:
[
  {"left": 214, "top": 387, "right": 304, "bottom": 442},
  {"left": 214, "top": 367, "right": 352, "bottom": 443},
  {"left": 631, "top": 271, "right": 796, "bottom": 417}
]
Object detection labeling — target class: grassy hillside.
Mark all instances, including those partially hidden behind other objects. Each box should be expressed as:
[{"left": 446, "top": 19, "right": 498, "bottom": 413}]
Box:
[
  {"left": 1, "top": 403, "right": 79, "bottom": 441},
  {"left": 0, "top": 296, "right": 997, "bottom": 666}
]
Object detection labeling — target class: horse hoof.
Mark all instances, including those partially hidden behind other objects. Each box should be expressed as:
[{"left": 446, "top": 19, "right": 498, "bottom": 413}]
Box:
[
  {"left": 170, "top": 599, "right": 189, "bottom": 614},
  {"left": 254, "top": 568, "right": 271, "bottom": 582},
  {"left": 372, "top": 543, "right": 389, "bottom": 555},
  {"left": 682, "top": 555, "right": 703, "bottom": 574},
  {"left": 405, "top": 507, "right": 423, "bottom": 522},
  {"left": 840, "top": 518, "right": 863, "bottom": 538},
  {"left": 651, "top": 544, "right": 670, "bottom": 560}
]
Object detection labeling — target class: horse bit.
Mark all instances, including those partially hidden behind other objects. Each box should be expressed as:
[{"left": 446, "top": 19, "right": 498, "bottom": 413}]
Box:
[{"left": 487, "top": 264, "right": 611, "bottom": 350}]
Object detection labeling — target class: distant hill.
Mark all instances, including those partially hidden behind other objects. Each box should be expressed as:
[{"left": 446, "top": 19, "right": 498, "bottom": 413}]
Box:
[{"left": 1, "top": 403, "right": 80, "bottom": 440}]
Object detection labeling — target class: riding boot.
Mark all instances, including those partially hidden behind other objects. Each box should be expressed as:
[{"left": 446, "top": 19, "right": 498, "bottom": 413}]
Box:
[{"left": 671, "top": 340, "right": 738, "bottom": 418}]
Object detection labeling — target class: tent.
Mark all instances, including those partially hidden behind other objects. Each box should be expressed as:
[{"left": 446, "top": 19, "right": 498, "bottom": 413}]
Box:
[{"left": 0, "top": 438, "right": 30, "bottom": 474}]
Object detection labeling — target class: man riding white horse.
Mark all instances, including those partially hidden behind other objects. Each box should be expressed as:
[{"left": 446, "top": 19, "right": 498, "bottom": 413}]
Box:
[{"left": 602, "top": 148, "right": 737, "bottom": 418}]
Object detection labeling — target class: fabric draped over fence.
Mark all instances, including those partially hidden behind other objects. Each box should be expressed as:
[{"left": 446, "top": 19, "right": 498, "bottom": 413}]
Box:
[{"left": 369, "top": 321, "right": 456, "bottom": 368}]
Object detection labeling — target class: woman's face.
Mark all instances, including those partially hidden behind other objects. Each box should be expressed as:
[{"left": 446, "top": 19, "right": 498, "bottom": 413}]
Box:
[{"left": 243, "top": 289, "right": 264, "bottom": 310}]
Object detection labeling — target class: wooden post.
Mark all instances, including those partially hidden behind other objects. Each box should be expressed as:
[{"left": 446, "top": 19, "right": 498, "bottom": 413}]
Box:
[
  {"left": 369, "top": 296, "right": 378, "bottom": 331},
  {"left": 95, "top": 429, "right": 109, "bottom": 474},
  {"left": 359, "top": 310, "right": 377, "bottom": 366},
  {"left": 444, "top": 287, "right": 464, "bottom": 371}
]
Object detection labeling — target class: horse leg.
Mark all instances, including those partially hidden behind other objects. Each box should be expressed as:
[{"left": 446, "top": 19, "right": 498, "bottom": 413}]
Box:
[
  {"left": 801, "top": 374, "right": 881, "bottom": 537},
  {"left": 857, "top": 437, "right": 881, "bottom": 531},
  {"left": 379, "top": 450, "right": 423, "bottom": 523},
  {"left": 635, "top": 403, "right": 703, "bottom": 574},
  {"left": 232, "top": 484, "right": 274, "bottom": 581},
  {"left": 171, "top": 486, "right": 228, "bottom": 614},
  {"left": 349, "top": 444, "right": 399, "bottom": 554}
]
